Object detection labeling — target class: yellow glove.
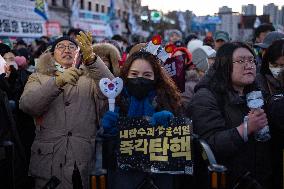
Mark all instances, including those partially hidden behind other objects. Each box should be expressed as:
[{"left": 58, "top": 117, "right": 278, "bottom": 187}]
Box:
[
  {"left": 75, "top": 31, "right": 96, "bottom": 64},
  {"left": 55, "top": 67, "right": 82, "bottom": 87}
]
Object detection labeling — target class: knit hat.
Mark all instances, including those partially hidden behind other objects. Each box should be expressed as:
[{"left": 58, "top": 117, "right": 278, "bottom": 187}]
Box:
[
  {"left": 14, "top": 56, "right": 27, "bottom": 69},
  {"left": 192, "top": 46, "right": 215, "bottom": 72},
  {"left": 199, "top": 45, "right": 216, "bottom": 58},
  {"left": 50, "top": 36, "right": 78, "bottom": 52},
  {"left": 187, "top": 39, "right": 203, "bottom": 53},
  {"left": 0, "top": 43, "right": 11, "bottom": 57},
  {"left": 93, "top": 43, "right": 121, "bottom": 76},
  {"left": 171, "top": 47, "right": 192, "bottom": 65}
]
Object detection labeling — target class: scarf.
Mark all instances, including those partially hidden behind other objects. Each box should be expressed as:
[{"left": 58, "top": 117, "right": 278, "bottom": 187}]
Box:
[
  {"left": 126, "top": 90, "right": 156, "bottom": 117},
  {"left": 54, "top": 62, "right": 65, "bottom": 73}
]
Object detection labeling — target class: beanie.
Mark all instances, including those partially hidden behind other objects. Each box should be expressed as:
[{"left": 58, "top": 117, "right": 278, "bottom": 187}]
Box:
[
  {"left": 14, "top": 56, "right": 27, "bottom": 69},
  {"left": 50, "top": 36, "right": 78, "bottom": 52},
  {"left": 192, "top": 47, "right": 209, "bottom": 72},
  {"left": 187, "top": 39, "right": 203, "bottom": 53},
  {"left": 171, "top": 47, "right": 192, "bottom": 65}
]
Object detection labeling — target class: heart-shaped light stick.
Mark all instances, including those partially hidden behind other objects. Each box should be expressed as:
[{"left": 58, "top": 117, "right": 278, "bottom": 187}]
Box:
[{"left": 99, "top": 77, "right": 123, "bottom": 112}]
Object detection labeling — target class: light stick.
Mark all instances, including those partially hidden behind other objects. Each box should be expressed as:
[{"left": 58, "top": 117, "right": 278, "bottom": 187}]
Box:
[{"left": 99, "top": 77, "right": 123, "bottom": 112}]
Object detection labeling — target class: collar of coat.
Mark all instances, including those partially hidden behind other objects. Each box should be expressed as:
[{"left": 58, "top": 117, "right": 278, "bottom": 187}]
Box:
[
  {"left": 35, "top": 52, "right": 57, "bottom": 76},
  {"left": 36, "top": 52, "right": 90, "bottom": 76},
  {"left": 265, "top": 74, "right": 282, "bottom": 90}
]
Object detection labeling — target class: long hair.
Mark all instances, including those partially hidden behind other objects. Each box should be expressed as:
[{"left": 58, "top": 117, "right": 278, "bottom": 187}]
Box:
[
  {"left": 120, "top": 51, "right": 181, "bottom": 114},
  {"left": 260, "top": 39, "right": 284, "bottom": 76},
  {"left": 197, "top": 42, "right": 256, "bottom": 94}
]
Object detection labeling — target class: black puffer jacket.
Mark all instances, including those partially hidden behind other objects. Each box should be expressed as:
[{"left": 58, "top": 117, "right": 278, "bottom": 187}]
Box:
[
  {"left": 267, "top": 94, "right": 284, "bottom": 189},
  {"left": 189, "top": 85, "right": 272, "bottom": 189},
  {"left": 256, "top": 73, "right": 283, "bottom": 101}
]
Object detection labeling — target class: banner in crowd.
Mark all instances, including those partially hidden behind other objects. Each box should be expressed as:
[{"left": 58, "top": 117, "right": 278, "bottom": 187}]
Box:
[
  {"left": 163, "top": 56, "right": 186, "bottom": 92},
  {"left": 0, "top": 0, "right": 46, "bottom": 37},
  {"left": 117, "top": 117, "right": 193, "bottom": 175},
  {"left": 45, "top": 22, "right": 61, "bottom": 36},
  {"left": 34, "top": 0, "right": 49, "bottom": 20}
]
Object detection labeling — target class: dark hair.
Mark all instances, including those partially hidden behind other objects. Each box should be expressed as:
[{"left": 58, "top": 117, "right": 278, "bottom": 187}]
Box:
[
  {"left": 254, "top": 23, "right": 275, "bottom": 41},
  {"left": 120, "top": 51, "right": 181, "bottom": 114},
  {"left": 197, "top": 42, "right": 256, "bottom": 94},
  {"left": 67, "top": 28, "right": 84, "bottom": 37},
  {"left": 0, "top": 43, "right": 11, "bottom": 57},
  {"left": 185, "top": 33, "right": 198, "bottom": 45},
  {"left": 17, "top": 48, "right": 31, "bottom": 61},
  {"left": 16, "top": 39, "right": 27, "bottom": 47},
  {"left": 260, "top": 39, "right": 284, "bottom": 76},
  {"left": 111, "top": 34, "right": 128, "bottom": 44}
]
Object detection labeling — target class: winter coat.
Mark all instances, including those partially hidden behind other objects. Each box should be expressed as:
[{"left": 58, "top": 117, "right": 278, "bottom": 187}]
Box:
[
  {"left": 104, "top": 91, "right": 181, "bottom": 189},
  {"left": 189, "top": 86, "right": 272, "bottom": 189},
  {"left": 0, "top": 87, "right": 28, "bottom": 189},
  {"left": 19, "top": 53, "right": 113, "bottom": 189},
  {"left": 181, "top": 70, "right": 200, "bottom": 114},
  {"left": 256, "top": 73, "right": 283, "bottom": 101},
  {"left": 267, "top": 94, "right": 284, "bottom": 189}
]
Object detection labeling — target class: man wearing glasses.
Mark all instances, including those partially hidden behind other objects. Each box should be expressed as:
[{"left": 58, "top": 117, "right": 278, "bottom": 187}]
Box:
[{"left": 19, "top": 32, "right": 113, "bottom": 189}]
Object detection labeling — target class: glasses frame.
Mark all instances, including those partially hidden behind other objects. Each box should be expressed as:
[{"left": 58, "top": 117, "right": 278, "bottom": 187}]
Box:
[
  {"left": 232, "top": 58, "right": 256, "bottom": 66},
  {"left": 55, "top": 43, "right": 78, "bottom": 52}
]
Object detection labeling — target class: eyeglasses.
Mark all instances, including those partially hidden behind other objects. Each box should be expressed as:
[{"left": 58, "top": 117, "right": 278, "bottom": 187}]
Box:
[
  {"left": 232, "top": 58, "right": 256, "bottom": 66},
  {"left": 4, "top": 57, "right": 15, "bottom": 62},
  {"left": 55, "top": 44, "right": 77, "bottom": 52}
]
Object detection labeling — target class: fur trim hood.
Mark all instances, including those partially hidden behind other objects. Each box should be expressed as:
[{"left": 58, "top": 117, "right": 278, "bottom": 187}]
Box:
[
  {"left": 35, "top": 52, "right": 57, "bottom": 75},
  {"left": 93, "top": 43, "right": 121, "bottom": 76}
]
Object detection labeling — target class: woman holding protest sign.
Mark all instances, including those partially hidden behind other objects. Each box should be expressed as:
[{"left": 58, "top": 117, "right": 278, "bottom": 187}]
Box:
[{"left": 101, "top": 46, "right": 183, "bottom": 188}]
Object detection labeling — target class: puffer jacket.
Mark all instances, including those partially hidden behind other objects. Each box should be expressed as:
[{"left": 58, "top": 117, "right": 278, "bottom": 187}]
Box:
[{"left": 189, "top": 85, "right": 272, "bottom": 189}]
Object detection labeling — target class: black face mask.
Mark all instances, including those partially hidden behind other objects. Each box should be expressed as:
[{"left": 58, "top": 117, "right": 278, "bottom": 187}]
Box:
[{"left": 126, "top": 77, "right": 155, "bottom": 100}]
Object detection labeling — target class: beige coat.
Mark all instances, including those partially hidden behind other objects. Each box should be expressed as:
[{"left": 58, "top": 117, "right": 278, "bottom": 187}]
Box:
[{"left": 19, "top": 53, "right": 114, "bottom": 189}]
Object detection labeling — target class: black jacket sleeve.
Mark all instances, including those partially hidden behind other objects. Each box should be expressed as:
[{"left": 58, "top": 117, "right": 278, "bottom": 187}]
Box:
[
  {"left": 189, "top": 88, "right": 245, "bottom": 160},
  {"left": 267, "top": 95, "right": 284, "bottom": 135}
]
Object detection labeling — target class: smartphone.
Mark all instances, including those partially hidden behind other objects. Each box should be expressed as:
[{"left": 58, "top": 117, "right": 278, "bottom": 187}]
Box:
[{"left": 73, "top": 47, "right": 82, "bottom": 69}]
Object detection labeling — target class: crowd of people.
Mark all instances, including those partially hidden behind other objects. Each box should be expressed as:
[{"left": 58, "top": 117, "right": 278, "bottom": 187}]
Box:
[{"left": 1, "top": 24, "right": 284, "bottom": 189}]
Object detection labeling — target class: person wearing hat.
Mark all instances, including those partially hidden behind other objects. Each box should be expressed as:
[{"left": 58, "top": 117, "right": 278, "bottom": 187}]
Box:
[
  {"left": 254, "top": 31, "right": 284, "bottom": 49},
  {"left": 254, "top": 31, "right": 284, "bottom": 72},
  {"left": 19, "top": 32, "right": 114, "bottom": 189},
  {"left": 181, "top": 45, "right": 216, "bottom": 110},
  {"left": 168, "top": 29, "right": 183, "bottom": 44},
  {"left": 253, "top": 23, "right": 275, "bottom": 44},
  {"left": 187, "top": 39, "right": 203, "bottom": 54},
  {"left": 93, "top": 42, "right": 121, "bottom": 76},
  {"left": 192, "top": 45, "right": 216, "bottom": 75},
  {"left": 213, "top": 30, "right": 230, "bottom": 50}
]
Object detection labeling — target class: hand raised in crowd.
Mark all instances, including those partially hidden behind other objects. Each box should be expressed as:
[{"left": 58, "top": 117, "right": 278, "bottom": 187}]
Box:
[
  {"left": 247, "top": 109, "right": 268, "bottom": 135},
  {"left": 55, "top": 67, "right": 82, "bottom": 87},
  {"left": 75, "top": 31, "right": 96, "bottom": 65}
]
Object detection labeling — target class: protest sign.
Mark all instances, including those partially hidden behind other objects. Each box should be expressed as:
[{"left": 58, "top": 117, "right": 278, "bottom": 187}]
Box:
[{"left": 117, "top": 117, "right": 193, "bottom": 175}]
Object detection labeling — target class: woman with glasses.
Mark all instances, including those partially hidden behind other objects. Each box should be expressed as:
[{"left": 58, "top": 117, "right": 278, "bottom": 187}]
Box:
[
  {"left": 19, "top": 33, "right": 113, "bottom": 189},
  {"left": 189, "top": 42, "right": 272, "bottom": 188}
]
